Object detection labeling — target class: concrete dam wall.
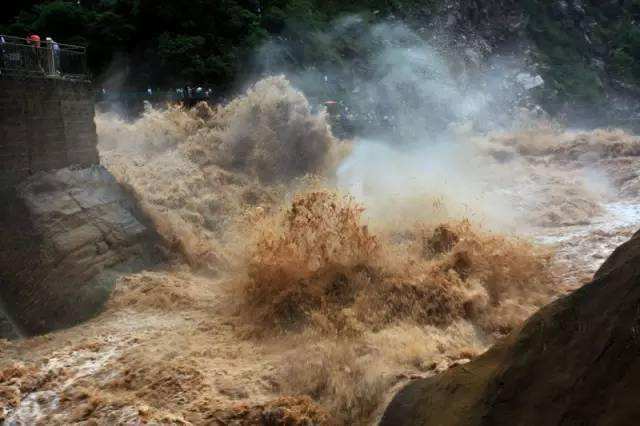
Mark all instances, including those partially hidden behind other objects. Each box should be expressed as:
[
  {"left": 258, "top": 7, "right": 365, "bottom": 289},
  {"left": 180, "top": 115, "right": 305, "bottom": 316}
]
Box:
[{"left": 0, "top": 76, "right": 160, "bottom": 338}]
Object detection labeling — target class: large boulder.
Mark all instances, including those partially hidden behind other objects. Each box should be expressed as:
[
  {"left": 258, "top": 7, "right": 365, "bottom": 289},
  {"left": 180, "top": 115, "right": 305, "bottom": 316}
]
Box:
[
  {"left": 0, "top": 165, "right": 161, "bottom": 337},
  {"left": 381, "top": 229, "right": 640, "bottom": 426}
]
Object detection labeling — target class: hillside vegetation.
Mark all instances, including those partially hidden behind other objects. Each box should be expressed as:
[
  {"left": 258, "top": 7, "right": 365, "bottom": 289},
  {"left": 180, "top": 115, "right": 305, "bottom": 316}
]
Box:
[{"left": 2, "top": 0, "right": 640, "bottom": 113}]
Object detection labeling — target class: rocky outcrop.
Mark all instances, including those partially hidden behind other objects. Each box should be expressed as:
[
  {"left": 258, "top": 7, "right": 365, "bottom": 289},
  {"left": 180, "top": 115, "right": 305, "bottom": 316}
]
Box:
[
  {"left": 0, "top": 165, "right": 162, "bottom": 337},
  {"left": 426, "top": 0, "right": 640, "bottom": 128},
  {"left": 381, "top": 229, "right": 640, "bottom": 426}
]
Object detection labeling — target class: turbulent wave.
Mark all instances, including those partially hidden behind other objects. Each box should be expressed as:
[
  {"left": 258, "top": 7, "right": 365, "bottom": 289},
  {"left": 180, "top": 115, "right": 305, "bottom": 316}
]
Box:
[
  {"left": 98, "top": 76, "right": 346, "bottom": 271},
  {"left": 91, "top": 75, "right": 640, "bottom": 424},
  {"left": 98, "top": 76, "right": 343, "bottom": 181},
  {"left": 242, "top": 190, "right": 555, "bottom": 337}
]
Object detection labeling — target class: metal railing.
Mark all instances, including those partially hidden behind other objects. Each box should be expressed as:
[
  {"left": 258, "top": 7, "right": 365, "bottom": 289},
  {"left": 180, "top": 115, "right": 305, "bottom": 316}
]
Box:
[{"left": 0, "top": 35, "right": 87, "bottom": 80}]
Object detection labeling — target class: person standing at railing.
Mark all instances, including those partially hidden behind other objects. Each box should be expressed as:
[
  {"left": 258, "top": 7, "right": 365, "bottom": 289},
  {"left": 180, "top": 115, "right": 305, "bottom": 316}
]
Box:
[
  {"left": 45, "top": 37, "right": 60, "bottom": 76},
  {"left": 0, "top": 36, "right": 5, "bottom": 74},
  {"left": 27, "top": 34, "right": 41, "bottom": 48},
  {"left": 53, "top": 39, "right": 60, "bottom": 75},
  {"left": 26, "top": 33, "right": 44, "bottom": 72}
]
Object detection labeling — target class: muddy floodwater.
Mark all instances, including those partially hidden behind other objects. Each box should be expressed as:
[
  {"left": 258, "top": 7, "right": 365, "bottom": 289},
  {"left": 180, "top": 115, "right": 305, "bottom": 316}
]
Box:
[{"left": 3, "top": 79, "right": 640, "bottom": 425}]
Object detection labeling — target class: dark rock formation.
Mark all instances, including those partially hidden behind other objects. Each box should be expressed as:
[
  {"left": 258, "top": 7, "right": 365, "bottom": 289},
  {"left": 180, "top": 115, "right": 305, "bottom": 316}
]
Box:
[
  {"left": 0, "top": 165, "right": 162, "bottom": 337},
  {"left": 381, "top": 229, "right": 640, "bottom": 426}
]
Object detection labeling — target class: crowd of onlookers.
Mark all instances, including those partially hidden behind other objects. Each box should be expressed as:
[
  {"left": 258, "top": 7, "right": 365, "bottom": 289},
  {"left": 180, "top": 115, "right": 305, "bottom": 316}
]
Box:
[
  {"left": 95, "top": 85, "right": 222, "bottom": 118},
  {"left": 97, "top": 85, "right": 217, "bottom": 106},
  {"left": 0, "top": 33, "right": 62, "bottom": 76}
]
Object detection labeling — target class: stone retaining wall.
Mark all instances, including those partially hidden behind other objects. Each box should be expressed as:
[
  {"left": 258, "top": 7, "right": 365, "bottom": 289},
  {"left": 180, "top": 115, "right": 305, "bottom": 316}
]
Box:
[{"left": 0, "top": 77, "right": 99, "bottom": 190}]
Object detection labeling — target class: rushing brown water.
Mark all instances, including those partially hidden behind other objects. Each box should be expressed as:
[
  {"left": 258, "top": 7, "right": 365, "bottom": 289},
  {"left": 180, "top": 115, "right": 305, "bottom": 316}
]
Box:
[{"left": 3, "top": 77, "right": 640, "bottom": 425}]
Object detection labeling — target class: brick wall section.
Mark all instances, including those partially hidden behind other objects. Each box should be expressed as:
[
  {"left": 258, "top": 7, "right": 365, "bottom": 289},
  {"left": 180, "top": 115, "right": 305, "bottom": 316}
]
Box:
[{"left": 0, "top": 76, "right": 99, "bottom": 189}]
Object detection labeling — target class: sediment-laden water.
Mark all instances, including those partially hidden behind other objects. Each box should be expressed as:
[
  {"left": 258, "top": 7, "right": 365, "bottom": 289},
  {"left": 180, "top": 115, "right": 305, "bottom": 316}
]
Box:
[{"left": 3, "top": 77, "right": 640, "bottom": 425}]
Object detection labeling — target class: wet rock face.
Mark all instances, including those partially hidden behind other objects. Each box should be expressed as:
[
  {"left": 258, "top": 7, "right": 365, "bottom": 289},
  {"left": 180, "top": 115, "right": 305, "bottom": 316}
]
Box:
[
  {"left": 381, "top": 229, "right": 640, "bottom": 426},
  {"left": 0, "top": 165, "right": 161, "bottom": 337},
  {"left": 0, "top": 309, "right": 19, "bottom": 340}
]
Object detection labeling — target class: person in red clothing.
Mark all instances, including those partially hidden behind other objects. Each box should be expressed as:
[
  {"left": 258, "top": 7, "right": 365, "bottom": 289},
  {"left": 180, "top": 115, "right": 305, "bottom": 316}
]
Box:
[
  {"left": 26, "top": 33, "right": 43, "bottom": 72},
  {"left": 27, "top": 33, "right": 41, "bottom": 48}
]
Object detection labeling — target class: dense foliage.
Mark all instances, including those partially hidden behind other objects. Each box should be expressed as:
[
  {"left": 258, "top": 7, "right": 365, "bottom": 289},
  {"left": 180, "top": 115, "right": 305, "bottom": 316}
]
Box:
[
  {"left": 2, "top": 0, "right": 640, "bottom": 110},
  {"left": 0, "top": 0, "right": 433, "bottom": 89},
  {"left": 522, "top": 0, "right": 640, "bottom": 107}
]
